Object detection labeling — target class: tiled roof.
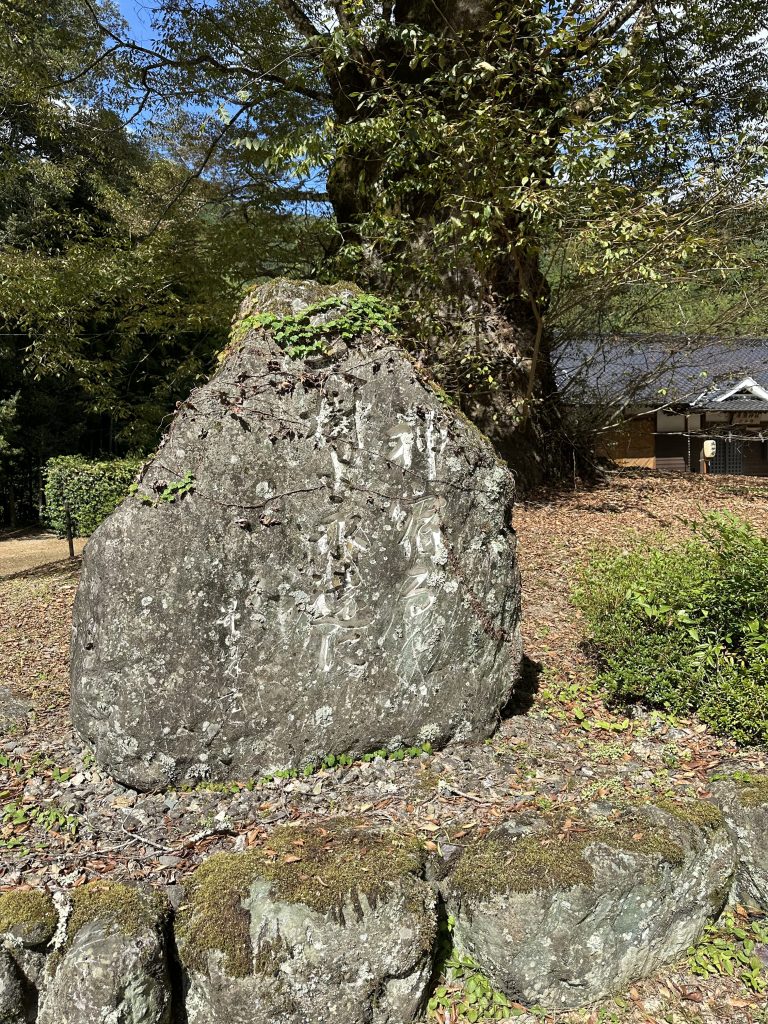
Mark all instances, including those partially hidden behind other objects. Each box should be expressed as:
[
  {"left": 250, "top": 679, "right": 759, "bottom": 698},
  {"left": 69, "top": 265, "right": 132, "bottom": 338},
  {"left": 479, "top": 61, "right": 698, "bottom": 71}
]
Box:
[
  {"left": 554, "top": 335, "right": 768, "bottom": 407},
  {"left": 695, "top": 399, "right": 768, "bottom": 412}
]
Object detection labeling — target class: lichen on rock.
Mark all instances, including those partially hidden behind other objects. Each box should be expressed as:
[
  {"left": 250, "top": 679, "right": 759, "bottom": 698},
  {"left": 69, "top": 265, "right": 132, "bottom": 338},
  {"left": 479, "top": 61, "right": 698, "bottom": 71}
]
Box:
[
  {"left": 0, "top": 949, "right": 27, "bottom": 1024},
  {"left": 711, "top": 774, "right": 768, "bottom": 910},
  {"left": 70, "top": 277, "right": 522, "bottom": 791},
  {"left": 177, "top": 820, "right": 427, "bottom": 977},
  {"left": 442, "top": 806, "right": 735, "bottom": 1009},
  {"left": 38, "top": 883, "right": 172, "bottom": 1024}
]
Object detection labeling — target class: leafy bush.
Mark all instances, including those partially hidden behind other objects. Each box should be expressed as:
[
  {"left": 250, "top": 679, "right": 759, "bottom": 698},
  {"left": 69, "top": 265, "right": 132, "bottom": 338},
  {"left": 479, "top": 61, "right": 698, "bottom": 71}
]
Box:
[
  {"left": 44, "top": 455, "right": 142, "bottom": 537},
  {"left": 575, "top": 513, "right": 768, "bottom": 745}
]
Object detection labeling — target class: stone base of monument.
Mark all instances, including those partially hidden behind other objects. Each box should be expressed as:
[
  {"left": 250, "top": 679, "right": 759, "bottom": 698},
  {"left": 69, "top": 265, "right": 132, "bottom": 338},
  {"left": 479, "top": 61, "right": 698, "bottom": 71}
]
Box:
[{"left": 1, "top": 792, "right": 765, "bottom": 1021}]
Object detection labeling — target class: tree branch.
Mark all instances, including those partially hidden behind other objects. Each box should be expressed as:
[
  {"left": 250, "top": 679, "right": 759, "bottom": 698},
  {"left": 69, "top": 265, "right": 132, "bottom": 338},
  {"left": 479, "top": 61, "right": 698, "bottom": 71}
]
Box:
[
  {"left": 140, "top": 103, "right": 252, "bottom": 241},
  {"left": 80, "top": 0, "right": 331, "bottom": 104},
  {"left": 588, "top": 0, "right": 649, "bottom": 42},
  {"left": 274, "top": 0, "right": 326, "bottom": 40}
]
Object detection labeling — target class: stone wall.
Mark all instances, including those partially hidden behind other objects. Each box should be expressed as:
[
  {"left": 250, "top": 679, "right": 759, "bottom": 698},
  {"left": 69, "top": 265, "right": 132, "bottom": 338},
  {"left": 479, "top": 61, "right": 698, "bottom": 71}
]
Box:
[{"left": 2, "top": 787, "right": 766, "bottom": 1022}]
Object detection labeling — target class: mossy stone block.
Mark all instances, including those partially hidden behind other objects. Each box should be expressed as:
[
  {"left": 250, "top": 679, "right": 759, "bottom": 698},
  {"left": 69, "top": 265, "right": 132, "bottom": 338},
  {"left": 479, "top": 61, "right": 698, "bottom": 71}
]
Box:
[
  {"left": 442, "top": 807, "right": 735, "bottom": 1010},
  {"left": 0, "top": 889, "right": 57, "bottom": 948},
  {"left": 178, "top": 821, "right": 437, "bottom": 1024}
]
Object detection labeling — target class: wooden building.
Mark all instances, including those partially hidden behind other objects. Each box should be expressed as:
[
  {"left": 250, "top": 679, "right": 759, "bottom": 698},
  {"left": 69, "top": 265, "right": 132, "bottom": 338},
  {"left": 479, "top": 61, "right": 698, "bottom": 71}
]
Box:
[{"left": 556, "top": 338, "right": 768, "bottom": 477}]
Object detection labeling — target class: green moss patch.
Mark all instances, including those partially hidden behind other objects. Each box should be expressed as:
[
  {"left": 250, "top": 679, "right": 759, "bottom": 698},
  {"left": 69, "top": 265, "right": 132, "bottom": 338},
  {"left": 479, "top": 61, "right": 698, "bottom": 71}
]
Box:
[
  {"left": 177, "top": 819, "right": 424, "bottom": 977},
  {"left": 736, "top": 774, "right": 768, "bottom": 808},
  {"left": 655, "top": 798, "right": 725, "bottom": 831},
  {"left": 177, "top": 850, "right": 262, "bottom": 977},
  {"left": 451, "top": 815, "right": 685, "bottom": 899},
  {"left": 65, "top": 882, "right": 167, "bottom": 951},
  {"left": 0, "top": 888, "right": 57, "bottom": 945}
]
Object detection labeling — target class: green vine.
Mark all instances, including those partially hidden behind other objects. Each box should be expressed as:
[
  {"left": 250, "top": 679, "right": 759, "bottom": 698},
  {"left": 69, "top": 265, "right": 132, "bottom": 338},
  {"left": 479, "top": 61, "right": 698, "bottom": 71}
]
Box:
[
  {"left": 129, "top": 470, "right": 196, "bottom": 507},
  {"left": 427, "top": 916, "right": 514, "bottom": 1022},
  {"left": 688, "top": 911, "right": 768, "bottom": 993},
  {"left": 233, "top": 294, "right": 399, "bottom": 358}
]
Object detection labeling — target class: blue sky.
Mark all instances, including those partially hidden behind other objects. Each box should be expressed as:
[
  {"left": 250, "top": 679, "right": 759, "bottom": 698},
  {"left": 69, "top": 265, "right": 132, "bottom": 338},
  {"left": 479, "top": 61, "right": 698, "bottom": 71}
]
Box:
[{"left": 118, "top": 0, "right": 155, "bottom": 45}]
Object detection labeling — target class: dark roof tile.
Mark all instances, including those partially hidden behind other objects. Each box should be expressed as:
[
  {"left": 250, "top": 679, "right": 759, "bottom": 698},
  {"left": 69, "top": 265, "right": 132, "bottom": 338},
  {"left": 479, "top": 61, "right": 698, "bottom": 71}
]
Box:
[{"left": 554, "top": 335, "right": 768, "bottom": 406}]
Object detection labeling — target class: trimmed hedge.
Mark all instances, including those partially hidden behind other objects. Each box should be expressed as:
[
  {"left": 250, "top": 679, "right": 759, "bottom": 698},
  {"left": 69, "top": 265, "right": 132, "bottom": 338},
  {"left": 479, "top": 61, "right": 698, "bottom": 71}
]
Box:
[
  {"left": 44, "top": 455, "right": 143, "bottom": 537},
  {"left": 575, "top": 512, "right": 768, "bottom": 746}
]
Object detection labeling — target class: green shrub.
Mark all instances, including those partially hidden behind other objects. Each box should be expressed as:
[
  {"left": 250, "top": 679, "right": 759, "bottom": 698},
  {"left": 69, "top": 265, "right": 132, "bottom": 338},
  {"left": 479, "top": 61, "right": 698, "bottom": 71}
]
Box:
[
  {"left": 44, "top": 455, "right": 142, "bottom": 537},
  {"left": 575, "top": 513, "right": 768, "bottom": 745}
]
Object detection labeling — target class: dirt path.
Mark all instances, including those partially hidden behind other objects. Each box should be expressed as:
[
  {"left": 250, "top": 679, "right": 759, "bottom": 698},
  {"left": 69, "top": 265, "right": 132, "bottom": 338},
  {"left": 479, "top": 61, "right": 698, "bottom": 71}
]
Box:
[{"left": 0, "top": 530, "right": 86, "bottom": 578}]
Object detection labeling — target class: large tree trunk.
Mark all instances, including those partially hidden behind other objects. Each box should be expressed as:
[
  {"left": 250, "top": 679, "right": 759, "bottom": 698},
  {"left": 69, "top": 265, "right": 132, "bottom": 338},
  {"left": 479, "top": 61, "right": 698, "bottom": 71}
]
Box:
[{"left": 323, "top": 0, "right": 572, "bottom": 489}]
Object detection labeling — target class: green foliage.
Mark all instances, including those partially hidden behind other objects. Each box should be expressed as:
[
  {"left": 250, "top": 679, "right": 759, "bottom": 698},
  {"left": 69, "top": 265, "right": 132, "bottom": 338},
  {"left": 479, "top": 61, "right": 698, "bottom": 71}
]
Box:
[
  {"left": 688, "top": 912, "right": 768, "bottom": 993},
  {"left": 178, "top": 743, "right": 433, "bottom": 793},
  {"left": 0, "top": 801, "right": 78, "bottom": 836},
  {"left": 322, "top": 1, "right": 768, "bottom": 346},
  {"left": 257, "top": 743, "right": 431, "bottom": 786},
  {"left": 576, "top": 513, "right": 768, "bottom": 745},
  {"left": 0, "top": 0, "right": 333, "bottom": 526},
  {"left": 44, "top": 455, "right": 141, "bottom": 536},
  {"left": 427, "top": 915, "right": 513, "bottom": 1022},
  {"left": 237, "top": 294, "right": 399, "bottom": 359},
  {"left": 427, "top": 953, "right": 513, "bottom": 1022}
]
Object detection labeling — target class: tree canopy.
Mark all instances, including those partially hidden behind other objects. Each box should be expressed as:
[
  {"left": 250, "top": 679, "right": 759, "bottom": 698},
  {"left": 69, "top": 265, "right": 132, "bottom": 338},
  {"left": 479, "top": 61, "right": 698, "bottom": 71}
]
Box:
[
  {"left": 75, "top": 2, "right": 768, "bottom": 470},
  {"left": 0, "top": 0, "right": 331, "bottom": 523},
  {"left": 2, "top": 0, "right": 767, "bottom": 517}
]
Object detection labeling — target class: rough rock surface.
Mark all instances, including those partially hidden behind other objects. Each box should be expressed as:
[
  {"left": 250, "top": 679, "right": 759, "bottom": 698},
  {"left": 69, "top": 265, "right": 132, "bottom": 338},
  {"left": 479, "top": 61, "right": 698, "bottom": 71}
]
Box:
[
  {"left": 37, "top": 885, "right": 171, "bottom": 1024},
  {"left": 0, "top": 686, "right": 29, "bottom": 737},
  {"left": 182, "top": 882, "right": 436, "bottom": 1024},
  {"left": 441, "top": 803, "right": 735, "bottom": 1009},
  {"left": 0, "top": 949, "right": 27, "bottom": 1024},
  {"left": 712, "top": 775, "right": 768, "bottom": 909},
  {"left": 71, "top": 279, "right": 521, "bottom": 790},
  {"left": 176, "top": 824, "right": 437, "bottom": 1024}
]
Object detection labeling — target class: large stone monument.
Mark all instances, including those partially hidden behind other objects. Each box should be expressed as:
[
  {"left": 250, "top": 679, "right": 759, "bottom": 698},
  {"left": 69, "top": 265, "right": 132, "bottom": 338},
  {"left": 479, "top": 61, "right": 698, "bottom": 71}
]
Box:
[{"left": 70, "top": 280, "right": 521, "bottom": 790}]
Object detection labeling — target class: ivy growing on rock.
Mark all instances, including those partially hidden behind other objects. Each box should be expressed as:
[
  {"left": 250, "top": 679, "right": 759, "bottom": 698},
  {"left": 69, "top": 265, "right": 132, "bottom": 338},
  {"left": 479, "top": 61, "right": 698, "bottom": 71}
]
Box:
[{"left": 233, "top": 294, "right": 399, "bottom": 359}]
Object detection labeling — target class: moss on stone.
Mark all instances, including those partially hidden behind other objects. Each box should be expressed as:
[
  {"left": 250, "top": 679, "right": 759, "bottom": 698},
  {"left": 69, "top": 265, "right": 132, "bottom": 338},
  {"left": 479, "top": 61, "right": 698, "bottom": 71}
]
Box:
[
  {"left": 259, "top": 819, "right": 423, "bottom": 907},
  {"left": 177, "top": 819, "right": 425, "bottom": 978},
  {"left": 65, "top": 882, "right": 167, "bottom": 950},
  {"left": 451, "top": 815, "right": 685, "bottom": 899},
  {"left": 177, "top": 849, "right": 262, "bottom": 978},
  {"left": 240, "top": 279, "right": 361, "bottom": 321},
  {"left": 655, "top": 798, "right": 725, "bottom": 831},
  {"left": 0, "top": 888, "right": 57, "bottom": 946},
  {"left": 735, "top": 774, "right": 768, "bottom": 807}
]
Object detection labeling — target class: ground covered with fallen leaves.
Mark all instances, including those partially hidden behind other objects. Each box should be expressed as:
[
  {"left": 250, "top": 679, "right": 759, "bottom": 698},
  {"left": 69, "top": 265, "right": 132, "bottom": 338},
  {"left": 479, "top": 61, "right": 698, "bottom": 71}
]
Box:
[{"left": 1, "top": 470, "right": 767, "bottom": 1024}]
